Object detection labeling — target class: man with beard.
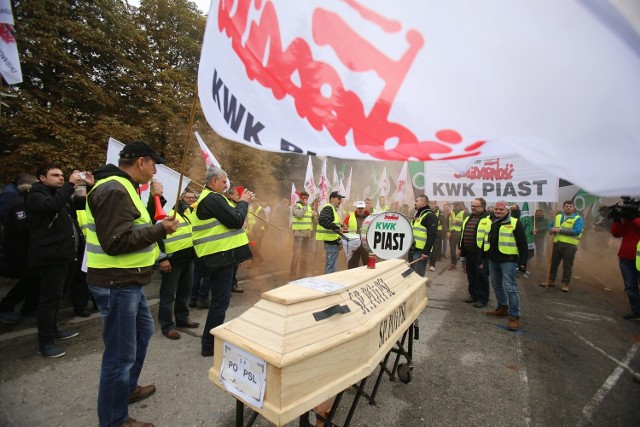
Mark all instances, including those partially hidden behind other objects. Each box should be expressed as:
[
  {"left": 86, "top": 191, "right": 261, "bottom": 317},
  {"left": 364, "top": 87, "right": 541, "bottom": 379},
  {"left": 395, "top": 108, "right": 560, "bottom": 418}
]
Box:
[{"left": 459, "top": 198, "right": 492, "bottom": 308}]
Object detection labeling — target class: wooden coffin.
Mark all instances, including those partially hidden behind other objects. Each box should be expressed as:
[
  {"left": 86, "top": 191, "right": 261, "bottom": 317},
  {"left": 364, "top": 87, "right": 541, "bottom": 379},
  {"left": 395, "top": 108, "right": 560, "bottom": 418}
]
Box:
[{"left": 209, "top": 259, "right": 428, "bottom": 426}]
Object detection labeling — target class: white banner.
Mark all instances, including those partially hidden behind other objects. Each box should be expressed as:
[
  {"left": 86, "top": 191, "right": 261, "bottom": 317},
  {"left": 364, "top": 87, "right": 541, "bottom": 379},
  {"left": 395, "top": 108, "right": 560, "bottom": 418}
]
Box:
[
  {"left": 106, "top": 138, "right": 191, "bottom": 208},
  {"left": 0, "top": 0, "right": 22, "bottom": 85},
  {"left": 425, "top": 155, "right": 558, "bottom": 203},
  {"left": 198, "top": 0, "right": 640, "bottom": 196}
]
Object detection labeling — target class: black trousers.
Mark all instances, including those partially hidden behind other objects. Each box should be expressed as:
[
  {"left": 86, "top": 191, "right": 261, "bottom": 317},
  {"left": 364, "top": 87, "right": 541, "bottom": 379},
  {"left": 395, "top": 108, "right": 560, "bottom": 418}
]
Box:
[
  {"left": 37, "top": 261, "right": 77, "bottom": 345},
  {"left": 465, "top": 253, "right": 490, "bottom": 303}
]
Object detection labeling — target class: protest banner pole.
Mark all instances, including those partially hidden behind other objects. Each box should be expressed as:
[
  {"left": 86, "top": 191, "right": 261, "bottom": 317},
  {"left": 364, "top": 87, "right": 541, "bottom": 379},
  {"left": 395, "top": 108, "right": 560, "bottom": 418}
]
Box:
[{"left": 171, "top": 86, "right": 200, "bottom": 220}]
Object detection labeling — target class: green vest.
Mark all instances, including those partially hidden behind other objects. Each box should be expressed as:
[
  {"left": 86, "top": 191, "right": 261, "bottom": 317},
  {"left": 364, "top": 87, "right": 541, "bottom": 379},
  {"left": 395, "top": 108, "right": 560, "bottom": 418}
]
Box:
[
  {"left": 412, "top": 210, "right": 430, "bottom": 250},
  {"left": 636, "top": 240, "right": 640, "bottom": 271},
  {"left": 484, "top": 217, "right": 519, "bottom": 255},
  {"left": 191, "top": 189, "right": 249, "bottom": 258},
  {"left": 316, "top": 203, "right": 340, "bottom": 241},
  {"left": 248, "top": 205, "right": 266, "bottom": 231},
  {"left": 449, "top": 211, "right": 464, "bottom": 232},
  {"left": 163, "top": 209, "right": 193, "bottom": 254},
  {"left": 553, "top": 213, "right": 582, "bottom": 245},
  {"left": 291, "top": 202, "right": 313, "bottom": 231},
  {"left": 85, "top": 176, "right": 160, "bottom": 269},
  {"left": 461, "top": 215, "right": 492, "bottom": 249}
]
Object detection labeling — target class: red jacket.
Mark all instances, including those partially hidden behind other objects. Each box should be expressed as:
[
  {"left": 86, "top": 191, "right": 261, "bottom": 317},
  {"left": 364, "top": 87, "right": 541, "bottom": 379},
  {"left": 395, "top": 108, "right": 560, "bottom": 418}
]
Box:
[{"left": 610, "top": 217, "right": 640, "bottom": 260}]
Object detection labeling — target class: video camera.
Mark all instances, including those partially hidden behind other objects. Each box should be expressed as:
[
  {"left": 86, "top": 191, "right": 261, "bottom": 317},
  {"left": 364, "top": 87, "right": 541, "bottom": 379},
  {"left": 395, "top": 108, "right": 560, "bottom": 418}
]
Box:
[{"left": 606, "top": 197, "right": 640, "bottom": 221}]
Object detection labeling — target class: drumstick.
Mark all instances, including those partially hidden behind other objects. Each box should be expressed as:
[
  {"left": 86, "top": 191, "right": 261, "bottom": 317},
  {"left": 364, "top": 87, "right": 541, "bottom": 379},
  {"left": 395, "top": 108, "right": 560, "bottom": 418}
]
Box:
[{"left": 407, "top": 257, "right": 424, "bottom": 266}]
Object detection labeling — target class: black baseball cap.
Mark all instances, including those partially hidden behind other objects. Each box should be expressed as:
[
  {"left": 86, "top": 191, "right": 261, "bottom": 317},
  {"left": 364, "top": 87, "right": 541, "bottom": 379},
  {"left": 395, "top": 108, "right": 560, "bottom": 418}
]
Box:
[
  {"left": 119, "top": 141, "right": 166, "bottom": 164},
  {"left": 330, "top": 191, "right": 345, "bottom": 199}
]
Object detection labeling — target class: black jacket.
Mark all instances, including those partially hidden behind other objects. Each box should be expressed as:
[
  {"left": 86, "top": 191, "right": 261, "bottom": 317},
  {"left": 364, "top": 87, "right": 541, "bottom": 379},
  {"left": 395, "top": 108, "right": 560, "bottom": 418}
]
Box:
[
  {"left": 194, "top": 188, "right": 252, "bottom": 275},
  {"left": 2, "top": 190, "right": 31, "bottom": 272},
  {"left": 412, "top": 206, "right": 438, "bottom": 256},
  {"left": 318, "top": 203, "right": 342, "bottom": 244},
  {"left": 485, "top": 214, "right": 528, "bottom": 266},
  {"left": 26, "top": 182, "right": 83, "bottom": 266}
]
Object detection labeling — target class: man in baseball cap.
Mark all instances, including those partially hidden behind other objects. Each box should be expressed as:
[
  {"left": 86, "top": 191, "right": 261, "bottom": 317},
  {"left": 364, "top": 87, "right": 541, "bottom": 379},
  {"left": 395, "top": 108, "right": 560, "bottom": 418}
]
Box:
[{"left": 119, "top": 141, "right": 167, "bottom": 164}]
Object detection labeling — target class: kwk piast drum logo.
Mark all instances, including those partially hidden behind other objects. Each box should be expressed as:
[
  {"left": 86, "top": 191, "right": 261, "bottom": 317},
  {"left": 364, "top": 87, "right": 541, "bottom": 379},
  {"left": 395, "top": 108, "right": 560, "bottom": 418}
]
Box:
[
  {"left": 363, "top": 212, "right": 412, "bottom": 260},
  {"left": 200, "top": 0, "right": 486, "bottom": 161}
]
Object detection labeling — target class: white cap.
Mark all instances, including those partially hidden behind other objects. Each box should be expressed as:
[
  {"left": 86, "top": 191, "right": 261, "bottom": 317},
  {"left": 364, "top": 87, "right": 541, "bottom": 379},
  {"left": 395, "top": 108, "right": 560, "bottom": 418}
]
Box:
[{"left": 355, "top": 201, "right": 366, "bottom": 208}]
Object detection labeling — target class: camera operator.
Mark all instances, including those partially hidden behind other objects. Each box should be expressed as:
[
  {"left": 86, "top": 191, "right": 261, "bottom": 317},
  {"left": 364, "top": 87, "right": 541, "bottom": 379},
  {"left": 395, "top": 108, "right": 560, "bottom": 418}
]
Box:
[{"left": 610, "top": 198, "right": 640, "bottom": 320}]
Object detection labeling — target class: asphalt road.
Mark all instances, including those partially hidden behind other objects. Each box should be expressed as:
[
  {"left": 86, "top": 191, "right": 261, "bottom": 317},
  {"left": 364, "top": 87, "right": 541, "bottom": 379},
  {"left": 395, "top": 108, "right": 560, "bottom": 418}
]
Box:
[{"left": 1, "top": 240, "right": 639, "bottom": 426}]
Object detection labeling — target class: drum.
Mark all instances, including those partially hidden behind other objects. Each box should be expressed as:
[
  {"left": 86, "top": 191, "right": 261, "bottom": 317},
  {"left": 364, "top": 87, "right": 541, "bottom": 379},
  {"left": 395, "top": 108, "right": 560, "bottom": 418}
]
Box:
[{"left": 360, "top": 211, "right": 413, "bottom": 260}]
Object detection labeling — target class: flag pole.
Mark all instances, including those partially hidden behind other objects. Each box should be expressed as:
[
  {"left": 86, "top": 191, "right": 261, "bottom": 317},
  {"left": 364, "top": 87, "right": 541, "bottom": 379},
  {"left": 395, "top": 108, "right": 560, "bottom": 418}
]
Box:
[{"left": 171, "top": 86, "right": 200, "bottom": 219}]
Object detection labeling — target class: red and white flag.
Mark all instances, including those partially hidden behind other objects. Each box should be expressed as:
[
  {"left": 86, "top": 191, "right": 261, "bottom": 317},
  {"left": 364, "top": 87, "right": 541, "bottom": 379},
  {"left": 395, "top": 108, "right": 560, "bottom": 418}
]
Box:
[
  {"left": 393, "top": 161, "right": 415, "bottom": 207},
  {"left": 195, "top": 131, "right": 231, "bottom": 191},
  {"left": 0, "top": 0, "right": 22, "bottom": 85},
  {"left": 377, "top": 166, "right": 391, "bottom": 199},
  {"left": 332, "top": 165, "right": 340, "bottom": 193},
  {"left": 198, "top": 1, "right": 640, "bottom": 196},
  {"left": 318, "top": 157, "right": 328, "bottom": 207},
  {"left": 303, "top": 155, "right": 315, "bottom": 201},
  {"left": 195, "top": 130, "right": 220, "bottom": 168},
  {"left": 290, "top": 182, "right": 299, "bottom": 205}
]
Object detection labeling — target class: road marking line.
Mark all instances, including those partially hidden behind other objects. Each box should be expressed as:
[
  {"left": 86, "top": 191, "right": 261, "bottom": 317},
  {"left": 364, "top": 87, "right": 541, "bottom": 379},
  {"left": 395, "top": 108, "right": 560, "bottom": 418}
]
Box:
[
  {"left": 575, "top": 334, "right": 639, "bottom": 425},
  {"left": 516, "top": 336, "right": 531, "bottom": 426}
]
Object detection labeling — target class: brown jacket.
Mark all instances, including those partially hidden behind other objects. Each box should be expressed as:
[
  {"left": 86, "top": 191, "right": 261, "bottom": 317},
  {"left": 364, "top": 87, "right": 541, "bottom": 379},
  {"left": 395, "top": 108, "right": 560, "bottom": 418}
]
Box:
[{"left": 86, "top": 164, "right": 166, "bottom": 287}]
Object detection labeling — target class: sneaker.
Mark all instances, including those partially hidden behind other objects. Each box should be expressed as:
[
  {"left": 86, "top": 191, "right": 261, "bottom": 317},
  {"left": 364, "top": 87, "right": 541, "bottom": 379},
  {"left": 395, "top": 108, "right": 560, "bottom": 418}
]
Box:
[
  {"left": 464, "top": 296, "right": 477, "bottom": 303},
  {"left": 38, "top": 344, "right": 66, "bottom": 358},
  {"left": 429, "top": 266, "right": 435, "bottom": 272},
  {"left": 55, "top": 330, "right": 79, "bottom": 341},
  {"left": 561, "top": 285, "right": 570, "bottom": 293},
  {"left": 0, "top": 311, "right": 20, "bottom": 325},
  {"left": 473, "top": 301, "right": 488, "bottom": 308},
  {"left": 74, "top": 309, "right": 91, "bottom": 318},
  {"left": 232, "top": 284, "right": 244, "bottom": 293},
  {"left": 539, "top": 282, "right": 555, "bottom": 287},
  {"left": 129, "top": 384, "right": 156, "bottom": 404},
  {"left": 622, "top": 313, "right": 640, "bottom": 320},
  {"left": 201, "top": 347, "right": 214, "bottom": 357},
  {"left": 448, "top": 264, "right": 457, "bottom": 271}
]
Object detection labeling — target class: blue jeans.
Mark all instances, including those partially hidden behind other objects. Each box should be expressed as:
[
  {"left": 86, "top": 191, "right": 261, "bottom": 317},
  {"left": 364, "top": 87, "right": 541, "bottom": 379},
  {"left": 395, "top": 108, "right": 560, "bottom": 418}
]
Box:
[
  {"left": 488, "top": 260, "right": 520, "bottom": 318},
  {"left": 159, "top": 259, "right": 194, "bottom": 331},
  {"left": 201, "top": 264, "right": 234, "bottom": 352},
  {"left": 619, "top": 258, "right": 640, "bottom": 315},
  {"left": 324, "top": 243, "right": 340, "bottom": 273},
  {"left": 89, "top": 285, "right": 154, "bottom": 427},
  {"left": 409, "top": 250, "right": 427, "bottom": 277}
]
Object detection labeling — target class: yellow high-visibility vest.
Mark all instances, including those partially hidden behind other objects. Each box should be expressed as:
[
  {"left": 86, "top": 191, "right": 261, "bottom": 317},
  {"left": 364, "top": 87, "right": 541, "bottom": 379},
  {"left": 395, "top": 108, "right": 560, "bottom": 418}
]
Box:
[
  {"left": 291, "top": 203, "right": 313, "bottom": 231},
  {"left": 191, "top": 189, "right": 249, "bottom": 257},
  {"left": 461, "top": 215, "right": 492, "bottom": 249},
  {"left": 449, "top": 211, "right": 465, "bottom": 232},
  {"left": 484, "top": 217, "right": 519, "bottom": 255},
  {"left": 163, "top": 209, "right": 193, "bottom": 254},
  {"left": 553, "top": 213, "right": 582, "bottom": 246},
  {"left": 636, "top": 240, "right": 639, "bottom": 271},
  {"left": 316, "top": 203, "right": 340, "bottom": 241},
  {"left": 412, "top": 211, "right": 430, "bottom": 250},
  {"left": 76, "top": 209, "right": 88, "bottom": 239},
  {"left": 86, "top": 176, "right": 159, "bottom": 269}
]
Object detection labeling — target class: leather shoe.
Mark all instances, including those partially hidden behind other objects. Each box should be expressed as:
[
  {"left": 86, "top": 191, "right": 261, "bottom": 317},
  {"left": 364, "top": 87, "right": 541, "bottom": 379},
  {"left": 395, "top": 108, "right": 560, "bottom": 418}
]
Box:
[
  {"left": 473, "top": 301, "right": 488, "bottom": 308},
  {"left": 129, "top": 384, "right": 156, "bottom": 404},
  {"left": 177, "top": 319, "right": 199, "bottom": 328},
  {"left": 162, "top": 329, "right": 180, "bottom": 340},
  {"left": 464, "top": 297, "right": 477, "bottom": 303},
  {"left": 201, "top": 347, "right": 214, "bottom": 357},
  {"left": 232, "top": 284, "right": 244, "bottom": 293},
  {"left": 121, "top": 417, "right": 154, "bottom": 427}
]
